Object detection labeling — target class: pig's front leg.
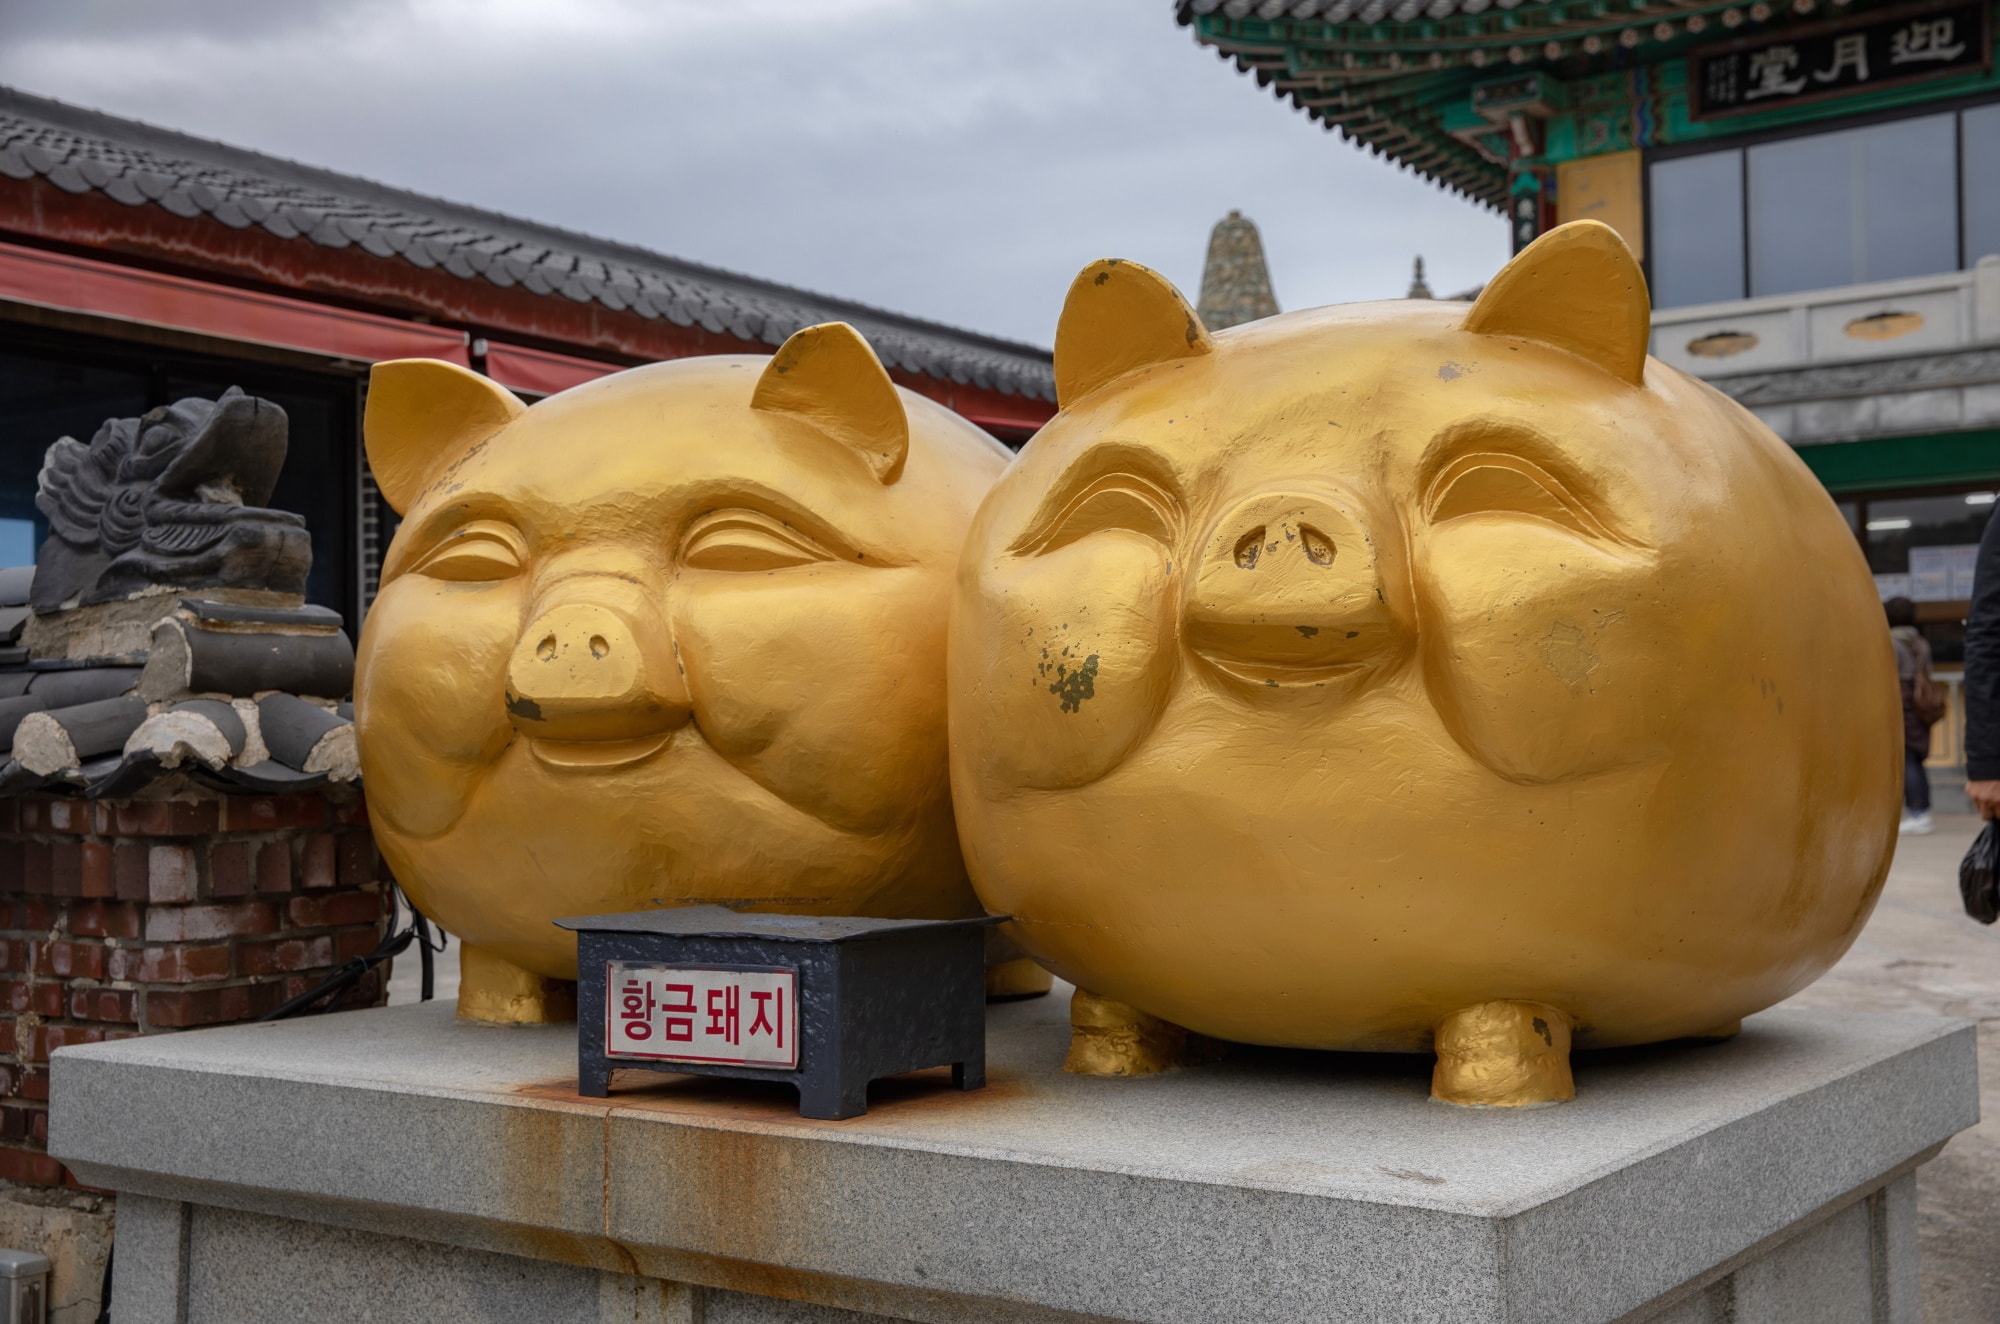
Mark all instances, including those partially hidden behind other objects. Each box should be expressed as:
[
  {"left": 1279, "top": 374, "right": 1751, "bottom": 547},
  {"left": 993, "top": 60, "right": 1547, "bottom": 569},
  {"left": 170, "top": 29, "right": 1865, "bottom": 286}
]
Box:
[
  {"left": 1063, "top": 989, "right": 1220, "bottom": 1077},
  {"left": 457, "top": 943, "right": 578, "bottom": 1025},
  {"left": 1431, "top": 1000, "right": 1574, "bottom": 1106}
]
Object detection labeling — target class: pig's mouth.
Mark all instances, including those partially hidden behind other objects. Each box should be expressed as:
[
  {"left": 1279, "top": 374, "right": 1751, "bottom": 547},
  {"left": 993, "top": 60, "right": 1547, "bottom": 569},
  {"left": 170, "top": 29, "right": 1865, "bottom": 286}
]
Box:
[
  {"left": 1197, "top": 655, "right": 1369, "bottom": 689},
  {"left": 1184, "top": 611, "right": 1398, "bottom": 695},
  {"left": 528, "top": 732, "right": 674, "bottom": 770}
]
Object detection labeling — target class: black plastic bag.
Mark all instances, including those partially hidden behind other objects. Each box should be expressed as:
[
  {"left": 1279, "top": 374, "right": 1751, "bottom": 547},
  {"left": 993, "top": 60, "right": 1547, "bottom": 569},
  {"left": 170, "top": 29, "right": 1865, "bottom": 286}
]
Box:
[{"left": 1961, "top": 821, "right": 2000, "bottom": 925}]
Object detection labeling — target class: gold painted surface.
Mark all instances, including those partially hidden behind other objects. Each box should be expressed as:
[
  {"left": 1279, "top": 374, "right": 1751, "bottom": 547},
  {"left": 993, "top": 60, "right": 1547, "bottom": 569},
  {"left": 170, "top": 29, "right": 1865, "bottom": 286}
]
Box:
[
  {"left": 1555, "top": 150, "right": 1644, "bottom": 261},
  {"left": 1432, "top": 1001, "right": 1574, "bottom": 1108},
  {"left": 458, "top": 943, "right": 578, "bottom": 1025},
  {"left": 1687, "top": 331, "right": 1760, "bottom": 359},
  {"left": 951, "top": 222, "right": 1899, "bottom": 1093},
  {"left": 1063, "top": 990, "right": 1205, "bottom": 1077},
  {"left": 983, "top": 957, "right": 1055, "bottom": 1001},
  {"left": 356, "top": 324, "right": 1009, "bottom": 1020},
  {"left": 1844, "top": 310, "right": 1924, "bottom": 341}
]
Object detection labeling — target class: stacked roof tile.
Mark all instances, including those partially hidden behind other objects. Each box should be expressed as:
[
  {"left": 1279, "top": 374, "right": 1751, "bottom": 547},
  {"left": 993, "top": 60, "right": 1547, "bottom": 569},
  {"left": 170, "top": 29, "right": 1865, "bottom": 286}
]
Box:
[
  {"left": 0, "top": 571, "right": 358, "bottom": 798},
  {"left": 0, "top": 86, "right": 1055, "bottom": 403}
]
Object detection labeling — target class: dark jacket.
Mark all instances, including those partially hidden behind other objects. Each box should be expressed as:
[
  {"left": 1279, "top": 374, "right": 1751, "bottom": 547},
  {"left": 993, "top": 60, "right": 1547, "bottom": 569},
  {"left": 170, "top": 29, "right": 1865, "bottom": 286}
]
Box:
[
  {"left": 1966, "top": 507, "right": 2000, "bottom": 780},
  {"left": 1892, "top": 625, "right": 1934, "bottom": 756}
]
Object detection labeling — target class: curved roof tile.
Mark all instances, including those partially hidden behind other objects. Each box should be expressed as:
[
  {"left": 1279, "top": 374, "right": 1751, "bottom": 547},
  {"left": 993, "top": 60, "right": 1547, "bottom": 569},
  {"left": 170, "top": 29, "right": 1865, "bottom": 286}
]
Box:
[{"left": 0, "top": 86, "right": 1055, "bottom": 403}]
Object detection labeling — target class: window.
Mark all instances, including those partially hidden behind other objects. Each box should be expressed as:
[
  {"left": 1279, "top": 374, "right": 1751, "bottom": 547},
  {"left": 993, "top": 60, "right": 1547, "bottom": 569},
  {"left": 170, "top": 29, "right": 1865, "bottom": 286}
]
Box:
[
  {"left": 1859, "top": 487, "right": 1997, "bottom": 666},
  {"left": 1748, "top": 114, "right": 1955, "bottom": 296},
  {"left": 1650, "top": 152, "right": 1746, "bottom": 308},
  {"left": 1648, "top": 103, "right": 1996, "bottom": 307},
  {"left": 0, "top": 351, "right": 149, "bottom": 567},
  {"left": 1965, "top": 103, "right": 2000, "bottom": 265},
  {"left": 1864, "top": 490, "right": 1993, "bottom": 602}
]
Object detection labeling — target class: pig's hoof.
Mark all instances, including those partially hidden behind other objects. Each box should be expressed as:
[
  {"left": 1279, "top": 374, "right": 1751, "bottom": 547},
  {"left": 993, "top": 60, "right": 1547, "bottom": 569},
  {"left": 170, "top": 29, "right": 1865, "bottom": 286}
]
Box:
[
  {"left": 1064, "top": 989, "right": 1214, "bottom": 1076},
  {"left": 457, "top": 944, "right": 578, "bottom": 1025},
  {"left": 1431, "top": 1000, "right": 1574, "bottom": 1107},
  {"left": 986, "top": 957, "right": 1054, "bottom": 1002}
]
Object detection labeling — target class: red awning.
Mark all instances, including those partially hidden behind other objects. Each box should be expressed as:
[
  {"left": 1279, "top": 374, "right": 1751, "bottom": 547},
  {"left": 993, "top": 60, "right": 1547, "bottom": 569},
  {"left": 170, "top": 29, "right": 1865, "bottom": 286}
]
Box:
[
  {"left": 0, "top": 238, "right": 470, "bottom": 366},
  {"left": 481, "top": 341, "right": 621, "bottom": 396}
]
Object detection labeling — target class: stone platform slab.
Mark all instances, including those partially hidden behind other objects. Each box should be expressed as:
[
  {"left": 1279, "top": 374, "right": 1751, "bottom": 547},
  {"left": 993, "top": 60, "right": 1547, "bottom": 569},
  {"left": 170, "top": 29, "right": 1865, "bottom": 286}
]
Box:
[{"left": 47, "top": 991, "right": 1979, "bottom": 1324}]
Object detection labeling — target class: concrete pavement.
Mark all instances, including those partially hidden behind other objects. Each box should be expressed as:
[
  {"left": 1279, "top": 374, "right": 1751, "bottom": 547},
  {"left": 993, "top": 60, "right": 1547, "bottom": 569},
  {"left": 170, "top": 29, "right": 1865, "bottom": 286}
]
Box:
[{"left": 1786, "top": 813, "right": 2000, "bottom": 1322}]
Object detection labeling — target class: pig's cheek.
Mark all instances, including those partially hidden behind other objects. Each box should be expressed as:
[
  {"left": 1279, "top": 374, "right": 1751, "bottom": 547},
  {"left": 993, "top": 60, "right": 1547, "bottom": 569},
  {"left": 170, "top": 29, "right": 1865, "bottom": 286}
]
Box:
[
  {"left": 1416, "top": 522, "right": 1673, "bottom": 784},
  {"left": 672, "top": 578, "right": 788, "bottom": 760},
  {"left": 354, "top": 577, "right": 521, "bottom": 838},
  {"left": 961, "top": 532, "right": 1176, "bottom": 794},
  {"left": 677, "top": 566, "right": 943, "bottom": 834}
]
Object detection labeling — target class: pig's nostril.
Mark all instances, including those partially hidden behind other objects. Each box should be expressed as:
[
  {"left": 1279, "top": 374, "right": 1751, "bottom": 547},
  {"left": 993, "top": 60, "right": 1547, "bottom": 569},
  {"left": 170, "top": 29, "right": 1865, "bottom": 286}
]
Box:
[
  {"left": 536, "top": 635, "right": 557, "bottom": 661},
  {"left": 1234, "top": 527, "right": 1266, "bottom": 570},
  {"left": 589, "top": 635, "right": 609, "bottom": 659},
  {"left": 1300, "top": 525, "right": 1336, "bottom": 566}
]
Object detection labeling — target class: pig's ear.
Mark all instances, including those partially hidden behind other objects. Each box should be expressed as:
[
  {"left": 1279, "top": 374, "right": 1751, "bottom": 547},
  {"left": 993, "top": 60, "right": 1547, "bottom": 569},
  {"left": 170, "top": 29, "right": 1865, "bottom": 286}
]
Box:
[
  {"left": 752, "top": 322, "right": 908, "bottom": 483},
  {"left": 1463, "top": 221, "right": 1649, "bottom": 386},
  {"left": 1054, "top": 260, "right": 1213, "bottom": 409},
  {"left": 364, "top": 359, "right": 525, "bottom": 514}
]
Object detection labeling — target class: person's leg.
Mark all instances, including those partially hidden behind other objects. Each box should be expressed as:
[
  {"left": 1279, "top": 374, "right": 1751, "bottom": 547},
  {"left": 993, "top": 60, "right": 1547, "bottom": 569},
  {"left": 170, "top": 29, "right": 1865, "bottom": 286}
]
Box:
[
  {"left": 1906, "top": 747, "right": 1932, "bottom": 814},
  {"left": 1903, "top": 747, "right": 1934, "bottom": 832}
]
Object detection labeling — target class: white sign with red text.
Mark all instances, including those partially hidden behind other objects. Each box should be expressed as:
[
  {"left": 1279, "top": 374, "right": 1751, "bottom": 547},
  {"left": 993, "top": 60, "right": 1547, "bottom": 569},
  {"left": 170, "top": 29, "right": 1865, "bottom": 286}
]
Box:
[{"left": 604, "top": 963, "right": 798, "bottom": 1069}]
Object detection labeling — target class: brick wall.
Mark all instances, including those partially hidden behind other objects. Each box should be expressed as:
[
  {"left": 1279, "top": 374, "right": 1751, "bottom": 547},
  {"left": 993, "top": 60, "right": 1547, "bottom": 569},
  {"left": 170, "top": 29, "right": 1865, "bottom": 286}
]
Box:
[{"left": 0, "top": 789, "right": 392, "bottom": 1186}]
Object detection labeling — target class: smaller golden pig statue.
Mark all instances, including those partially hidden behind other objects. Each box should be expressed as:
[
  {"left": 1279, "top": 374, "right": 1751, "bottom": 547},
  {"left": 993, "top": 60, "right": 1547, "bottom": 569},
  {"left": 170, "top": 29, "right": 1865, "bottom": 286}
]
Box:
[
  {"left": 949, "top": 222, "right": 1900, "bottom": 1106},
  {"left": 356, "top": 324, "right": 1011, "bottom": 1022}
]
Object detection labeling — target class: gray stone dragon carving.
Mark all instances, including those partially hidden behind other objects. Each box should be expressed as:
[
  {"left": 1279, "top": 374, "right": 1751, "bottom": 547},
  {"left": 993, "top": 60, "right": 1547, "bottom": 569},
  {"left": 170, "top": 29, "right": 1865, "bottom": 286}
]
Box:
[{"left": 31, "top": 387, "right": 310, "bottom": 612}]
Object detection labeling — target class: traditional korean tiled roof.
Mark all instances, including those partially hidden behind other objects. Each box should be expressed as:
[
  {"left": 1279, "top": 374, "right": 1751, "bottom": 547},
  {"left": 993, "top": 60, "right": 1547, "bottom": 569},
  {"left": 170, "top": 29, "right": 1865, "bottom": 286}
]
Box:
[
  {"left": 0, "top": 86, "right": 1056, "bottom": 403},
  {"left": 0, "top": 570, "right": 359, "bottom": 798},
  {"left": 1175, "top": 0, "right": 1894, "bottom": 210}
]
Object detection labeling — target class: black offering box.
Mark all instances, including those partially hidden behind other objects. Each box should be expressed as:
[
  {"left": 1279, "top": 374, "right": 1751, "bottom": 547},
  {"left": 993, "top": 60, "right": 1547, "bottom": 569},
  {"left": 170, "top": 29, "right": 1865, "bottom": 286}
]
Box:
[{"left": 556, "top": 907, "right": 999, "bottom": 1120}]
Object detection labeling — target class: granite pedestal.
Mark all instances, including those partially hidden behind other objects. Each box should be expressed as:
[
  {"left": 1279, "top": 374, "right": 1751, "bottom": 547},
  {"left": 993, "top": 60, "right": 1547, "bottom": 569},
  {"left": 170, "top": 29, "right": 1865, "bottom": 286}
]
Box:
[{"left": 47, "top": 990, "right": 1978, "bottom": 1324}]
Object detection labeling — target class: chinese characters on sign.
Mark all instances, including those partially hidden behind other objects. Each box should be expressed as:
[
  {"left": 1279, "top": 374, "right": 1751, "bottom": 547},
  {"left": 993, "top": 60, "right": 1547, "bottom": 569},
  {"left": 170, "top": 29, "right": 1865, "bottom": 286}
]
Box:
[
  {"left": 605, "top": 964, "right": 799, "bottom": 1069},
  {"left": 1692, "top": 2, "right": 1987, "bottom": 119}
]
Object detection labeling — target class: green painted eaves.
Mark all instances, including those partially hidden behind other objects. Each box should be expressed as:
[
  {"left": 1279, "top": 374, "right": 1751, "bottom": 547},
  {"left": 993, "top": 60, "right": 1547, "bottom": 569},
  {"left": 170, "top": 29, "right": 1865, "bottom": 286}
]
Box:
[
  {"left": 1181, "top": 0, "right": 1994, "bottom": 209},
  {"left": 1797, "top": 431, "right": 2000, "bottom": 495}
]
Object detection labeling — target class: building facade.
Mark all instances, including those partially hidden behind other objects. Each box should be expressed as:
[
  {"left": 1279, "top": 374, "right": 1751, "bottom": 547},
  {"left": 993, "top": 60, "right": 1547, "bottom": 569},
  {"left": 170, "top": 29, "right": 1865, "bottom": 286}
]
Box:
[
  {"left": 1182, "top": 0, "right": 1999, "bottom": 776},
  {"left": 0, "top": 87, "right": 1057, "bottom": 630}
]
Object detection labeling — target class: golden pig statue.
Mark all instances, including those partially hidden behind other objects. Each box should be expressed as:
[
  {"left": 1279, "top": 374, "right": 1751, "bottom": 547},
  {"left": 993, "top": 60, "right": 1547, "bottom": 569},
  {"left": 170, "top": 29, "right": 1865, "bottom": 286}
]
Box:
[
  {"left": 949, "top": 222, "right": 1900, "bottom": 1106},
  {"left": 356, "top": 323, "right": 1011, "bottom": 1023}
]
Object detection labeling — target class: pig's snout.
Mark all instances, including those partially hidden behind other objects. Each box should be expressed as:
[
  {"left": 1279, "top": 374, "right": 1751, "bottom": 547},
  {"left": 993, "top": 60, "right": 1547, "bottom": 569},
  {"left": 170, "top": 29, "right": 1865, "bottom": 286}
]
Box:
[
  {"left": 505, "top": 601, "right": 688, "bottom": 742},
  {"left": 1184, "top": 488, "right": 1403, "bottom": 691}
]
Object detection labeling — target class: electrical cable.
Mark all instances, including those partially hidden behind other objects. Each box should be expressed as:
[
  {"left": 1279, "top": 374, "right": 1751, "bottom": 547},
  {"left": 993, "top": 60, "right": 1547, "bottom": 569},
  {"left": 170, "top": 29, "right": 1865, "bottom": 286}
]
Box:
[{"left": 257, "top": 882, "right": 445, "bottom": 1022}]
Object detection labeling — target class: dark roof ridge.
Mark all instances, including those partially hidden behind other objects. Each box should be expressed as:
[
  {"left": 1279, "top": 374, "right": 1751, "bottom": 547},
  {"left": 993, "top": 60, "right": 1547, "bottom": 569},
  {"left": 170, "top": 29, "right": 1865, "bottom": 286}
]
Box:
[{"left": 0, "top": 83, "right": 1056, "bottom": 396}]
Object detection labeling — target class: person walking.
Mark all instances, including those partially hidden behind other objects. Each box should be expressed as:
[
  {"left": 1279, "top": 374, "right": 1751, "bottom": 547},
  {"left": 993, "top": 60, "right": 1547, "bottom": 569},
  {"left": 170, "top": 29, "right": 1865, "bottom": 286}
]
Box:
[
  {"left": 1887, "top": 596, "right": 1942, "bottom": 835},
  {"left": 1965, "top": 507, "right": 2000, "bottom": 819}
]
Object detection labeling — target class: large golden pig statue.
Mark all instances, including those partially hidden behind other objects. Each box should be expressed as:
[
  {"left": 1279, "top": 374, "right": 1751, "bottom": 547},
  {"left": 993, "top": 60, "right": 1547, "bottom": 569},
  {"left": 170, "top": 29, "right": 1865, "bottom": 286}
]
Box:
[
  {"left": 357, "top": 324, "right": 1010, "bottom": 1022},
  {"left": 950, "top": 222, "right": 1899, "bottom": 1106}
]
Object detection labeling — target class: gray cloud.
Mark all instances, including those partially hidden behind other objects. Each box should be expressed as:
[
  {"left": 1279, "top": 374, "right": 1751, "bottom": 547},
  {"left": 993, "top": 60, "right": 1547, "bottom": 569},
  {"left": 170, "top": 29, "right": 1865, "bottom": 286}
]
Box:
[
  {"left": 0, "top": 0, "right": 380, "bottom": 42},
  {"left": 0, "top": 0, "right": 1508, "bottom": 346}
]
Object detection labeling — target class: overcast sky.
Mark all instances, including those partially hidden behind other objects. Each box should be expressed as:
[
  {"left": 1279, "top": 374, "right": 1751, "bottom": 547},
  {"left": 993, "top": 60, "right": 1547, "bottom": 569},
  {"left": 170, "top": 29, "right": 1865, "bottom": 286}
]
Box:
[{"left": 0, "top": 0, "right": 1507, "bottom": 348}]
